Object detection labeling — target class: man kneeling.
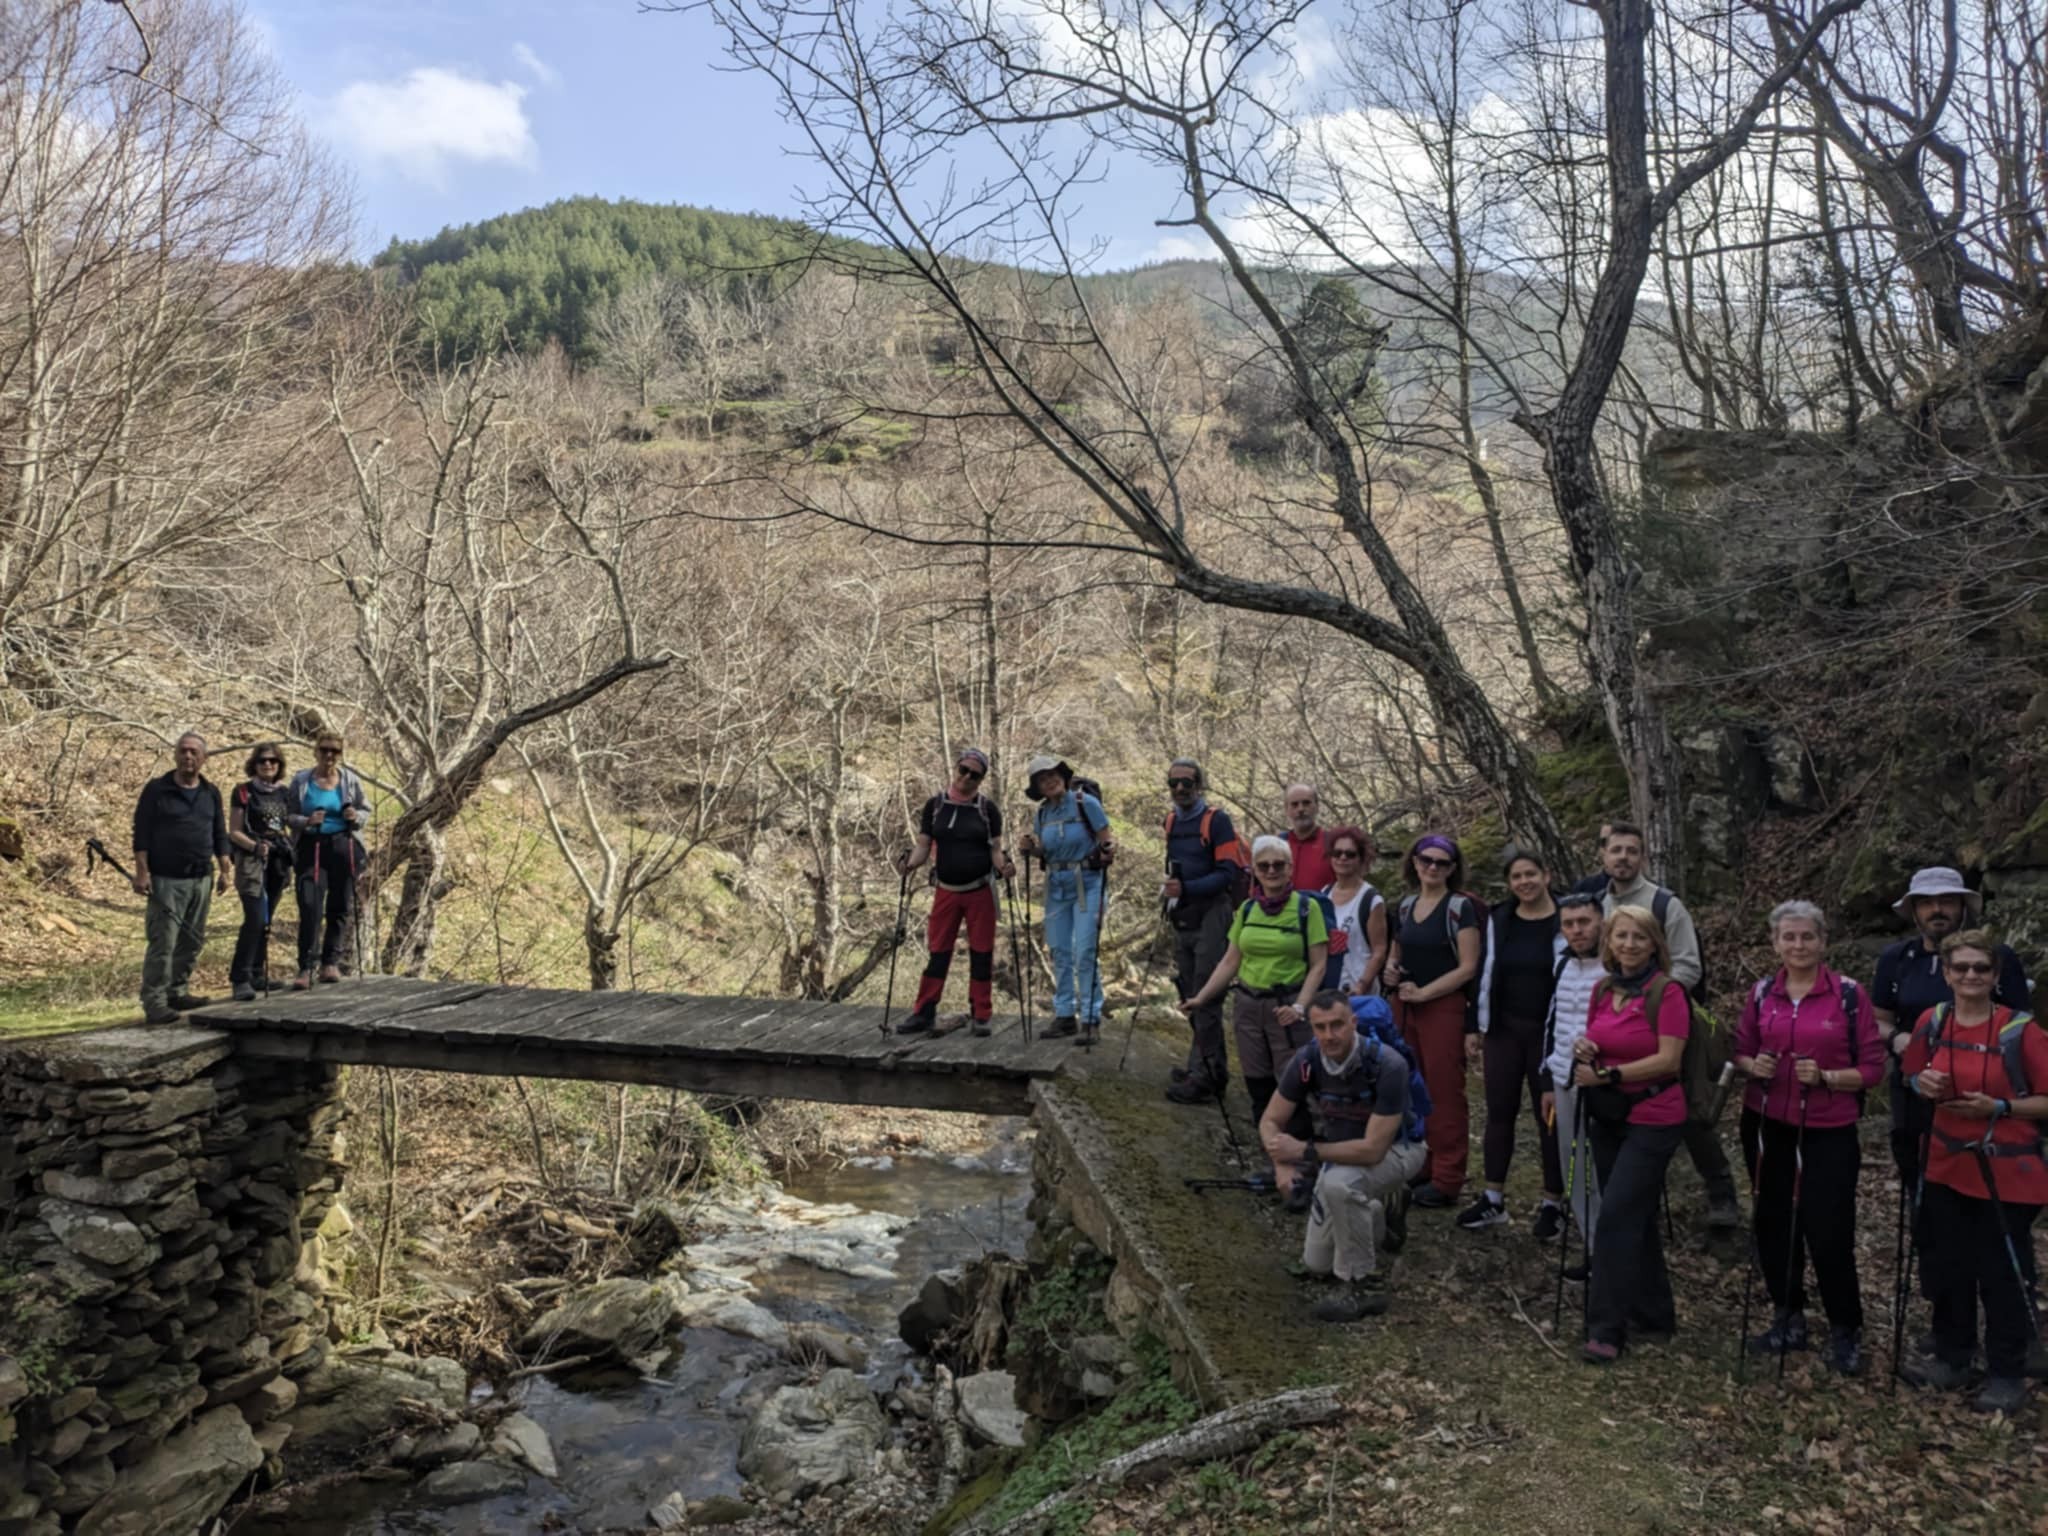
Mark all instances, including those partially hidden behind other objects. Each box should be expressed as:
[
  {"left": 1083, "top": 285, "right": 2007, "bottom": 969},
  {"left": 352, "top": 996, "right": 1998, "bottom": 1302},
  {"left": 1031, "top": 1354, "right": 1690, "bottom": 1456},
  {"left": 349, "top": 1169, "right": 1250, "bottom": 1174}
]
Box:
[{"left": 1261, "top": 990, "right": 1428, "bottom": 1322}]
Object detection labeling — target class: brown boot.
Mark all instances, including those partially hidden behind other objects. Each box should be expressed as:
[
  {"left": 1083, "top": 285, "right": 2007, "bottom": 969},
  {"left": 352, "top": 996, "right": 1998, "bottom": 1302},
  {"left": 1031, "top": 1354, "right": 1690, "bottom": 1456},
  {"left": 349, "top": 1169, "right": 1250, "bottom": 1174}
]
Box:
[{"left": 318, "top": 964, "right": 342, "bottom": 984}]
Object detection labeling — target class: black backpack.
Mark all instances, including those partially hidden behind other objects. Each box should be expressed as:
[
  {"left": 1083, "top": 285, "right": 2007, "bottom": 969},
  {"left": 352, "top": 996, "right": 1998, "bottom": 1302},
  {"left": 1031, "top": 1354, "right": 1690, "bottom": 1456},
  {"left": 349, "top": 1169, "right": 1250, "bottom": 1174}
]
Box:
[{"left": 1396, "top": 891, "right": 1488, "bottom": 1022}]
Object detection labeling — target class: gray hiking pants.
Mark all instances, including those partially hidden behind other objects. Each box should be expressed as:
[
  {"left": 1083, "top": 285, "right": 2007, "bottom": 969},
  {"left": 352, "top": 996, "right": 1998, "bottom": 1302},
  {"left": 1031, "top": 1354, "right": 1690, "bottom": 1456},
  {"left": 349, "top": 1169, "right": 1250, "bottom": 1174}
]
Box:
[
  {"left": 1303, "top": 1141, "right": 1428, "bottom": 1282},
  {"left": 1554, "top": 1082, "right": 1605, "bottom": 1256},
  {"left": 140, "top": 873, "right": 212, "bottom": 1014},
  {"left": 1173, "top": 899, "right": 1232, "bottom": 1085}
]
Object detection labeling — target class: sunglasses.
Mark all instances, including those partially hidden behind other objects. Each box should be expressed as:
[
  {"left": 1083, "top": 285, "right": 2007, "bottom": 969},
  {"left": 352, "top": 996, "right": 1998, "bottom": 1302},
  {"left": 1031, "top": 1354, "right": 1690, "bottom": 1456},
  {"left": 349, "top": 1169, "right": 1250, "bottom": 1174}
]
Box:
[
  {"left": 1253, "top": 860, "right": 1290, "bottom": 873},
  {"left": 257, "top": 757, "right": 283, "bottom": 767},
  {"left": 1330, "top": 847, "right": 1361, "bottom": 859},
  {"left": 1166, "top": 777, "right": 1196, "bottom": 790},
  {"left": 1415, "top": 854, "right": 1453, "bottom": 870},
  {"left": 1947, "top": 960, "right": 1994, "bottom": 976},
  {"left": 317, "top": 746, "right": 343, "bottom": 754},
  {"left": 956, "top": 765, "right": 984, "bottom": 780}
]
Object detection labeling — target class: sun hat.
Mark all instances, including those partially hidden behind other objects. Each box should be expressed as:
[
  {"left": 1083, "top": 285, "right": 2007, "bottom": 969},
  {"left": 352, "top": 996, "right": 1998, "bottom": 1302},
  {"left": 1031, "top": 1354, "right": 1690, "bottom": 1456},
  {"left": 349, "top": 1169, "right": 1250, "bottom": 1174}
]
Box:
[
  {"left": 1023, "top": 754, "right": 1073, "bottom": 802},
  {"left": 1892, "top": 866, "right": 1983, "bottom": 918}
]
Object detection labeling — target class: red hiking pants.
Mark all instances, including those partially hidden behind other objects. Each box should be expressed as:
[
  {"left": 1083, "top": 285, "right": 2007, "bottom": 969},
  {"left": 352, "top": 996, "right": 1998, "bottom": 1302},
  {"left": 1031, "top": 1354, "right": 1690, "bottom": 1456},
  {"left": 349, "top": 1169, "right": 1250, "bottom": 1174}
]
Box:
[
  {"left": 1401, "top": 992, "right": 1471, "bottom": 1195},
  {"left": 914, "top": 882, "right": 997, "bottom": 1022}
]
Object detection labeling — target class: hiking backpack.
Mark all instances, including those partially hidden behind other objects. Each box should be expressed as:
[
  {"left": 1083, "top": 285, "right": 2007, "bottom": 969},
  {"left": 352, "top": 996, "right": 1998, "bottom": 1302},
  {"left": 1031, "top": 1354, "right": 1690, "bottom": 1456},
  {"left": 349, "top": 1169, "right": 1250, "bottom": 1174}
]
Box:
[
  {"left": 1235, "top": 892, "right": 1343, "bottom": 992},
  {"left": 1594, "top": 972, "right": 1730, "bottom": 1126},
  {"left": 1914, "top": 1003, "right": 2046, "bottom": 1156},
  {"left": 1334, "top": 993, "right": 1431, "bottom": 1141},
  {"left": 1746, "top": 975, "right": 1868, "bottom": 1107},
  {"left": 1164, "top": 806, "right": 1252, "bottom": 905},
  {"left": 1041, "top": 781, "right": 1112, "bottom": 870}
]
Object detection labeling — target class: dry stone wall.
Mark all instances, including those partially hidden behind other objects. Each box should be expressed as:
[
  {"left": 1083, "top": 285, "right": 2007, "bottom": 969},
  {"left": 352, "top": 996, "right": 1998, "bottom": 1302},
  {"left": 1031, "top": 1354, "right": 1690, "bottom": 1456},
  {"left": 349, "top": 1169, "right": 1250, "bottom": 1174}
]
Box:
[{"left": 0, "top": 1027, "right": 348, "bottom": 1536}]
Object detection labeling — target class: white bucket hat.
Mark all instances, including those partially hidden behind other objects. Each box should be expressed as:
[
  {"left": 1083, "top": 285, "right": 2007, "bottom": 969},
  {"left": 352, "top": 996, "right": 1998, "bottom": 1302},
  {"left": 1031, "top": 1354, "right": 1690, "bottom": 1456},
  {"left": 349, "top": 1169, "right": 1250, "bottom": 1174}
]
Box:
[
  {"left": 1892, "top": 866, "right": 1983, "bottom": 918},
  {"left": 1023, "top": 754, "right": 1072, "bottom": 802}
]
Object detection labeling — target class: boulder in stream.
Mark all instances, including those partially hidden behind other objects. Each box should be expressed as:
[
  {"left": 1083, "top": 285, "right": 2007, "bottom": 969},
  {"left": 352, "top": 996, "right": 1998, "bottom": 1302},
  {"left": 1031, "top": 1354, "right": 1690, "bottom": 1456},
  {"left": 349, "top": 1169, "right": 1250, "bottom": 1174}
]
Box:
[
  {"left": 954, "top": 1371, "right": 1028, "bottom": 1449},
  {"left": 737, "top": 1367, "right": 886, "bottom": 1499},
  {"left": 287, "top": 1350, "right": 468, "bottom": 1457},
  {"left": 517, "top": 1276, "right": 686, "bottom": 1367},
  {"left": 417, "top": 1460, "right": 526, "bottom": 1505},
  {"left": 489, "top": 1411, "right": 559, "bottom": 1479},
  {"left": 897, "top": 1268, "right": 966, "bottom": 1353}
]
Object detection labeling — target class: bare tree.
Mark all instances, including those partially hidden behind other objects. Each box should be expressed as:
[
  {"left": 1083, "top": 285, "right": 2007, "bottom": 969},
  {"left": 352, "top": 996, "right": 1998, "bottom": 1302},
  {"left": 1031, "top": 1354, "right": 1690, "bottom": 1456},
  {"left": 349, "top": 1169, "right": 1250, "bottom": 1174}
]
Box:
[{"left": 591, "top": 277, "right": 683, "bottom": 408}]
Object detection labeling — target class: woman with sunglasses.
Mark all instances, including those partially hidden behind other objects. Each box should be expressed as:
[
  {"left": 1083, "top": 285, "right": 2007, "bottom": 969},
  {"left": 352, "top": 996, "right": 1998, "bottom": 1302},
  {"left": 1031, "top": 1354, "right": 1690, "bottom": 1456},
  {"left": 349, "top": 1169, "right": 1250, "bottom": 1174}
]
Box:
[
  {"left": 1179, "top": 835, "right": 1329, "bottom": 1186},
  {"left": 227, "top": 744, "right": 294, "bottom": 1000},
  {"left": 1900, "top": 929, "right": 2048, "bottom": 1413},
  {"left": 288, "top": 733, "right": 371, "bottom": 988},
  {"left": 1386, "top": 835, "right": 1482, "bottom": 1207},
  {"left": 894, "top": 748, "right": 1016, "bottom": 1037},
  {"left": 1320, "top": 826, "right": 1386, "bottom": 997}
]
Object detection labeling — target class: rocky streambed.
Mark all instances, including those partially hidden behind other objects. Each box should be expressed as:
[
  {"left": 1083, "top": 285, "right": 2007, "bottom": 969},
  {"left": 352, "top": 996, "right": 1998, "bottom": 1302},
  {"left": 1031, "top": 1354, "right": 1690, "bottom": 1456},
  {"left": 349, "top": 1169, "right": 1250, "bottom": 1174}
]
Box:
[{"left": 233, "top": 1125, "right": 1041, "bottom": 1535}]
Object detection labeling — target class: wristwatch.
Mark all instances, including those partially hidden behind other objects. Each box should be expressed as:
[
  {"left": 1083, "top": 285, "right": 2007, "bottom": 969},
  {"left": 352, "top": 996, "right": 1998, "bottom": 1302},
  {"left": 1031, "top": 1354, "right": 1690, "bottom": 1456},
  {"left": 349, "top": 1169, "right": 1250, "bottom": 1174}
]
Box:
[
  {"left": 1604, "top": 1068, "right": 1623, "bottom": 1088},
  {"left": 1301, "top": 1139, "right": 1321, "bottom": 1165}
]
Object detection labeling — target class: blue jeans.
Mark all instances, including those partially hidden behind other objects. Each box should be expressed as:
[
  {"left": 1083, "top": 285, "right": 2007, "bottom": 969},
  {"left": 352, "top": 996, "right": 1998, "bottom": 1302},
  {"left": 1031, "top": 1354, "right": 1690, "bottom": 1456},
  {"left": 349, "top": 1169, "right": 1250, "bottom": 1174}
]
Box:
[{"left": 1043, "top": 868, "right": 1105, "bottom": 1022}]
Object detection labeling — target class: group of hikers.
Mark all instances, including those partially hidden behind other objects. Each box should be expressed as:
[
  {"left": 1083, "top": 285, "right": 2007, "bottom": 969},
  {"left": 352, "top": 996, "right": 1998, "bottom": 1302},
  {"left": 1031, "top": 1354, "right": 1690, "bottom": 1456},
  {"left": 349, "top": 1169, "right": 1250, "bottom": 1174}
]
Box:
[
  {"left": 892, "top": 751, "right": 2045, "bottom": 1411},
  {"left": 127, "top": 731, "right": 371, "bottom": 1022}
]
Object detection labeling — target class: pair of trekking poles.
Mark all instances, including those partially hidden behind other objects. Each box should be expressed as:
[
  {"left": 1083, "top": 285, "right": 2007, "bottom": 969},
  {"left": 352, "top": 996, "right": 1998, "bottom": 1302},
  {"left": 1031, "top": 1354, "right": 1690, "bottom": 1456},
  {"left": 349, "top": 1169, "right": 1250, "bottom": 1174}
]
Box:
[{"left": 877, "top": 852, "right": 1109, "bottom": 1047}]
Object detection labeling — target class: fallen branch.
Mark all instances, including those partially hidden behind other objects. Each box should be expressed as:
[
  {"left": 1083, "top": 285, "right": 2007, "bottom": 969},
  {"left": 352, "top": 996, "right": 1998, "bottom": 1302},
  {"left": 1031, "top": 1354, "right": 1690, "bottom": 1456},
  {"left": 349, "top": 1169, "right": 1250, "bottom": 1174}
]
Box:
[
  {"left": 975, "top": 1385, "right": 1343, "bottom": 1536},
  {"left": 933, "top": 1365, "right": 967, "bottom": 1510},
  {"left": 503, "top": 1353, "right": 594, "bottom": 1382},
  {"left": 1505, "top": 1285, "right": 1570, "bottom": 1362}
]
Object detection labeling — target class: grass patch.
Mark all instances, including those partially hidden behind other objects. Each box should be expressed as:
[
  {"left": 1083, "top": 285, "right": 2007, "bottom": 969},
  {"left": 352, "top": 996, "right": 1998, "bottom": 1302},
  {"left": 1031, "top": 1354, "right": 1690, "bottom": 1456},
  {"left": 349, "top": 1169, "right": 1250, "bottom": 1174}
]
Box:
[{"left": 0, "top": 958, "right": 138, "bottom": 1038}]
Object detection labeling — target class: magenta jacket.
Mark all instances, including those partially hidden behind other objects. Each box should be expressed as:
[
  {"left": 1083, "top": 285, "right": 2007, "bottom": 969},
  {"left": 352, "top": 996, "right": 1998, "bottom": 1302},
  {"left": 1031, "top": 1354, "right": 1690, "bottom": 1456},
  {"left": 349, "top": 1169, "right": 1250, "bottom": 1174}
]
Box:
[{"left": 1734, "top": 964, "right": 1883, "bottom": 1128}]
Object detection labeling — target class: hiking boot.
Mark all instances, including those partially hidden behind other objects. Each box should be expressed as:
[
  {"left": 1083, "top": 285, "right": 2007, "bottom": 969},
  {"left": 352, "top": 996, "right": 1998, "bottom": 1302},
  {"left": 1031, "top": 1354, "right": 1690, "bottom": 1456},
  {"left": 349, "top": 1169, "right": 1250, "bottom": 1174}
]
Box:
[
  {"left": 1080, "top": 1019, "right": 1101, "bottom": 1046},
  {"left": 1900, "top": 1355, "right": 1973, "bottom": 1392},
  {"left": 1825, "top": 1327, "right": 1866, "bottom": 1377},
  {"left": 1581, "top": 1339, "right": 1620, "bottom": 1365},
  {"left": 1532, "top": 1203, "right": 1566, "bottom": 1244},
  {"left": 231, "top": 983, "right": 257, "bottom": 1002},
  {"left": 1411, "top": 1185, "right": 1454, "bottom": 1210},
  {"left": 142, "top": 1005, "right": 182, "bottom": 1025},
  {"left": 1971, "top": 1377, "right": 2029, "bottom": 1415},
  {"left": 291, "top": 972, "right": 313, "bottom": 991},
  {"left": 893, "top": 1006, "right": 937, "bottom": 1036},
  {"left": 1045, "top": 1015, "right": 1079, "bottom": 1039},
  {"left": 167, "top": 991, "right": 209, "bottom": 1010},
  {"left": 1165, "top": 1073, "right": 1219, "bottom": 1105},
  {"left": 1456, "top": 1195, "right": 1509, "bottom": 1232},
  {"left": 318, "top": 965, "right": 342, "bottom": 984},
  {"left": 1381, "top": 1189, "right": 1409, "bottom": 1255},
  {"left": 1562, "top": 1261, "right": 1590, "bottom": 1284},
  {"left": 1704, "top": 1189, "right": 1743, "bottom": 1230},
  {"left": 1310, "top": 1275, "right": 1390, "bottom": 1324},
  {"left": 1407, "top": 1164, "right": 1435, "bottom": 1190},
  {"left": 970, "top": 1017, "right": 992, "bottom": 1038},
  {"left": 1747, "top": 1311, "right": 1810, "bottom": 1356}
]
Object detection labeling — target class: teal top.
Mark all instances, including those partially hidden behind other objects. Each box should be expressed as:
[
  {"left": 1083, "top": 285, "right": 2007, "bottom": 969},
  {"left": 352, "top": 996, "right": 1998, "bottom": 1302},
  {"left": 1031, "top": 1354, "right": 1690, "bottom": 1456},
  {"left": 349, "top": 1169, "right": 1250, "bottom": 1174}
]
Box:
[{"left": 302, "top": 783, "right": 344, "bottom": 836}]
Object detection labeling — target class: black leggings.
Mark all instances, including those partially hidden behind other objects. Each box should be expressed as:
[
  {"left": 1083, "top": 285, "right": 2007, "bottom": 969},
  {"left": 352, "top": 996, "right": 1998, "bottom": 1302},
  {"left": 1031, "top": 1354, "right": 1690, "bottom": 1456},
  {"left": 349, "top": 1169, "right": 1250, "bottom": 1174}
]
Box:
[
  {"left": 1587, "top": 1118, "right": 1683, "bottom": 1347},
  {"left": 1483, "top": 1012, "right": 1564, "bottom": 1192},
  {"left": 296, "top": 833, "right": 358, "bottom": 971},
  {"left": 1739, "top": 1110, "right": 1864, "bottom": 1331},
  {"left": 1923, "top": 1181, "right": 2041, "bottom": 1378},
  {"left": 230, "top": 852, "right": 292, "bottom": 986}
]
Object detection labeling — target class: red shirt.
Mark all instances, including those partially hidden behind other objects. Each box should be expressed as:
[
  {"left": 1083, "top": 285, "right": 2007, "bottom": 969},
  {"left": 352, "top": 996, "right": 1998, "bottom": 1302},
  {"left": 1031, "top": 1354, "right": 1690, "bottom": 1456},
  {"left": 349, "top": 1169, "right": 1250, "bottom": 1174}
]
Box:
[
  {"left": 1901, "top": 1005, "right": 2048, "bottom": 1203},
  {"left": 1287, "top": 828, "right": 1335, "bottom": 893},
  {"left": 1733, "top": 966, "right": 1884, "bottom": 1129},
  {"left": 1584, "top": 972, "right": 1691, "bottom": 1127}
]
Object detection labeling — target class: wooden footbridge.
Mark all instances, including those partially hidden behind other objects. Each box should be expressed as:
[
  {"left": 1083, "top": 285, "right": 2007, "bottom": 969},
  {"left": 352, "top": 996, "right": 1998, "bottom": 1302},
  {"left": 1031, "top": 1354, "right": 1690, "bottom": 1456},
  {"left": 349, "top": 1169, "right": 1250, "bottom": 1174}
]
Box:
[{"left": 187, "top": 978, "right": 1075, "bottom": 1114}]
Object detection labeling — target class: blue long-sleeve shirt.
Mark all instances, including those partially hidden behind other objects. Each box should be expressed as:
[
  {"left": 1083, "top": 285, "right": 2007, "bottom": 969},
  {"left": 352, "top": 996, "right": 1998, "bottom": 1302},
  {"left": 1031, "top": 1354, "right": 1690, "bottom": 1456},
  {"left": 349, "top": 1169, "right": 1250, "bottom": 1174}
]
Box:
[{"left": 1165, "top": 800, "right": 1242, "bottom": 907}]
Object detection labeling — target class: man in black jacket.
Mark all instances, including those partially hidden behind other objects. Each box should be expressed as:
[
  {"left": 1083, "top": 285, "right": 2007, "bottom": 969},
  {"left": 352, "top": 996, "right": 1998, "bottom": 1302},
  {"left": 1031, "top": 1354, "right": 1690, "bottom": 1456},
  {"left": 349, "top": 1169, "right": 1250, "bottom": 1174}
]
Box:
[{"left": 132, "top": 733, "right": 232, "bottom": 1023}]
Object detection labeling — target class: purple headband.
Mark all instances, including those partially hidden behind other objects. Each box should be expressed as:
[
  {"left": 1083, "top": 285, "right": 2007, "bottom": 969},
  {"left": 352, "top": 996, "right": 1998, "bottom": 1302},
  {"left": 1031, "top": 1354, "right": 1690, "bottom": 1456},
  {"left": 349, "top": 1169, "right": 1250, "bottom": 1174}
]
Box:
[
  {"left": 1414, "top": 835, "right": 1457, "bottom": 861},
  {"left": 957, "top": 747, "right": 990, "bottom": 771}
]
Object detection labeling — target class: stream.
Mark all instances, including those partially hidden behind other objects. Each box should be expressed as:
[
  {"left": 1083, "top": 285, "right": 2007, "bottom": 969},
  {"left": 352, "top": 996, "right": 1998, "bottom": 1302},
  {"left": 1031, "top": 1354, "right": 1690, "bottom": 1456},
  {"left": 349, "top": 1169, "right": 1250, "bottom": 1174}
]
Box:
[{"left": 236, "top": 1120, "right": 1034, "bottom": 1535}]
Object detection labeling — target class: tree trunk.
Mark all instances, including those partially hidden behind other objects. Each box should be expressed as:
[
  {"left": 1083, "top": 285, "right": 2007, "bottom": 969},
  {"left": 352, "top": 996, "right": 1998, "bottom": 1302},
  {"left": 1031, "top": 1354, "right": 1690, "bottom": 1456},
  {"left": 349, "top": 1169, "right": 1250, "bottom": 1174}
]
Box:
[
  {"left": 381, "top": 823, "right": 446, "bottom": 976},
  {"left": 586, "top": 909, "right": 620, "bottom": 991}
]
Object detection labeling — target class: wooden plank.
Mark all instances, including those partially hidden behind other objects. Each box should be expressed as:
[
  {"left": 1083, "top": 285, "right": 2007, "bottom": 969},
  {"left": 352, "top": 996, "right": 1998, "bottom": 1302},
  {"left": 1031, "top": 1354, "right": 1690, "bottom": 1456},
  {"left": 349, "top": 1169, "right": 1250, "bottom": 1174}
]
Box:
[{"left": 221, "top": 1029, "right": 1039, "bottom": 1115}]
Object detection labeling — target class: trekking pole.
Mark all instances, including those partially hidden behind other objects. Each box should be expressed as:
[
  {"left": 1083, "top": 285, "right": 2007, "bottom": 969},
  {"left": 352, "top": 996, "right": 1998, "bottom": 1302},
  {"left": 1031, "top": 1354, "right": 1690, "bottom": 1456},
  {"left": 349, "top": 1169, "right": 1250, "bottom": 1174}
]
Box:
[
  {"left": 1183, "top": 1174, "right": 1277, "bottom": 1196},
  {"left": 1778, "top": 1083, "right": 1812, "bottom": 1384},
  {"left": 1554, "top": 1089, "right": 1583, "bottom": 1335},
  {"left": 1021, "top": 854, "right": 1035, "bottom": 1028},
  {"left": 1003, "top": 874, "right": 1031, "bottom": 1041},
  {"left": 1888, "top": 1161, "right": 1910, "bottom": 1394},
  {"left": 1082, "top": 866, "right": 1110, "bottom": 1051},
  {"left": 879, "top": 862, "right": 911, "bottom": 1039},
  {"left": 83, "top": 838, "right": 215, "bottom": 958},
  {"left": 1892, "top": 1121, "right": 1936, "bottom": 1387},
  {"left": 1737, "top": 1094, "right": 1769, "bottom": 1381},
  {"left": 1970, "top": 1108, "right": 2045, "bottom": 1345},
  {"left": 1117, "top": 908, "right": 1172, "bottom": 1074}
]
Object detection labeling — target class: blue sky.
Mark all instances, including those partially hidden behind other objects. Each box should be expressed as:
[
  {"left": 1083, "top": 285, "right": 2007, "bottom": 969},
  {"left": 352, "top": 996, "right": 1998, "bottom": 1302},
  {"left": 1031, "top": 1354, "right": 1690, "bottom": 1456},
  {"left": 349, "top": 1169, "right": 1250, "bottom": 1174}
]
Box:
[{"left": 252, "top": 0, "right": 1189, "bottom": 264}]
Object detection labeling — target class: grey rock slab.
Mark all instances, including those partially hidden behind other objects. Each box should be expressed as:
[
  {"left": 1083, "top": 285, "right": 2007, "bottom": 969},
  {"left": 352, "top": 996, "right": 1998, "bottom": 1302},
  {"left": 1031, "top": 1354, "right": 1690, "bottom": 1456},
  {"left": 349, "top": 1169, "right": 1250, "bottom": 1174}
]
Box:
[
  {"left": 416, "top": 1460, "right": 526, "bottom": 1506},
  {"left": 73, "top": 1405, "right": 262, "bottom": 1536},
  {"left": 40, "top": 1162, "right": 190, "bottom": 1209},
  {"left": 487, "top": 1412, "right": 557, "bottom": 1479},
  {"left": 737, "top": 1367, "right": 886, "bottom": 1499},
  {"left": 286, "top": 1353, "right": 468, "bottom": 1456},
  {"left": 954, "top": 1371, "right": 1027, "bottom": 1449},
  {"left": 673, "top": 1292, "right": 789, "bottom": 1349},
  {"left": 408, "top": 1420, "right": 481, "bottom": 1467},
  {"left": 516, "top": 1276, "right": 685, "bottom": 1365}
]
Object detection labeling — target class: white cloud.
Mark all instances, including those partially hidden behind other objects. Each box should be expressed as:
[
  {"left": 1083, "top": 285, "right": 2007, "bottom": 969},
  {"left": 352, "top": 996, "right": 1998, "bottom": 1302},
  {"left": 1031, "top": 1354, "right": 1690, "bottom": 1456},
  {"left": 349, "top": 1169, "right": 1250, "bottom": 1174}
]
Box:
[
  {"left": 323, "top": 68, "right": 535, "bottom": 186},
  {"left": 511, "top": 42, "right": 559, "bottom": 88}
]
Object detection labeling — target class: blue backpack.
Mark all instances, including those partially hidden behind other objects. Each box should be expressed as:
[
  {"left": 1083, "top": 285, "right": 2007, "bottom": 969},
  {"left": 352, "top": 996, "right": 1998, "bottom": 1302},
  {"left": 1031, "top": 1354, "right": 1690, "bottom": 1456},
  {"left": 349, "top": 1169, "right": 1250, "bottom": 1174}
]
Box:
[{"left": 1333, "top": 994, "right": 1431, "bottom": 1143}]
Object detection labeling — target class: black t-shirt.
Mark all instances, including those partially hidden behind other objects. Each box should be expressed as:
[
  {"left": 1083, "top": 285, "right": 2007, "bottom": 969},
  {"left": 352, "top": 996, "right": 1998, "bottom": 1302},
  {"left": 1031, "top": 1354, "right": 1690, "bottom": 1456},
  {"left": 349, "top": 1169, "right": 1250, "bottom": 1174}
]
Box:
[
  {"left": 1276, "top": 1039, "right": 1410, "bottom": 1142},
  {"left": 236, "top": 781, "right": 293, "bottom": 846},
  {"left": 1492, "top": 909, "right": 1561, "bottom": 1022},
  {"left": 1396, "top": 893, "right": 1481, "bottom": 988},
  {"left": 1873, "top": 936, "right": 2030, "bottom": 1058},
  {"left": 921, "top": 794, "right": 1003, "bottom": 887}
]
